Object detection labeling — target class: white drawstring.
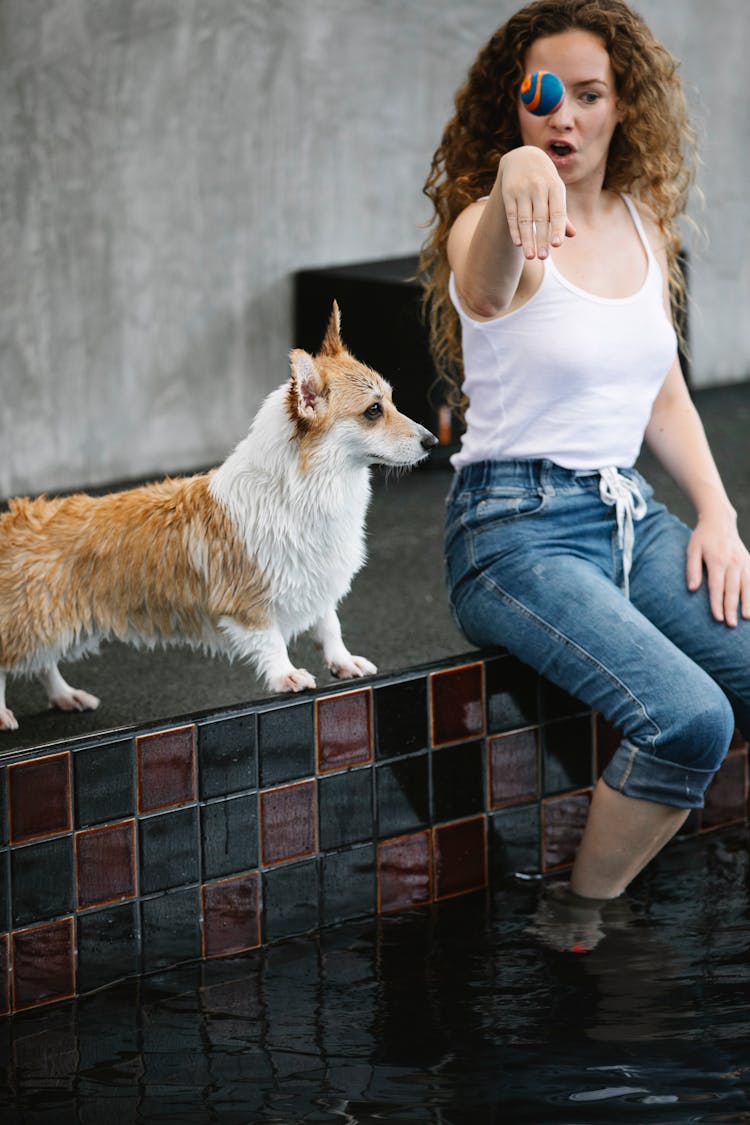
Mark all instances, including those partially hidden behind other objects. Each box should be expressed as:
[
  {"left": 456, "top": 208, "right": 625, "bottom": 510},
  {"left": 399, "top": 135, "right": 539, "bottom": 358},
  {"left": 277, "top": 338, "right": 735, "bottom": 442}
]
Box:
[{"left": 598, "top": 467, "right": 647, "bottom": 598}]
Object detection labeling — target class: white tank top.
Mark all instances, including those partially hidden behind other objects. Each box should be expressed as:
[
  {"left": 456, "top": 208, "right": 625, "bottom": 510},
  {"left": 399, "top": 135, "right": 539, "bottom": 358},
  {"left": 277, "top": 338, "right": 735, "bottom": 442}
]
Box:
[{"left": 449, "top": 194, "right": 677, "bottom": 471}]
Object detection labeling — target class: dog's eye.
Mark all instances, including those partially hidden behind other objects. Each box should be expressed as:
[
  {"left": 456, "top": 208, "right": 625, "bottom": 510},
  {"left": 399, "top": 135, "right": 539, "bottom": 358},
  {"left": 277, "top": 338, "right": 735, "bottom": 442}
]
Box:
[{"left": 364, "top": 402, "right": 383, "bottom": 420}]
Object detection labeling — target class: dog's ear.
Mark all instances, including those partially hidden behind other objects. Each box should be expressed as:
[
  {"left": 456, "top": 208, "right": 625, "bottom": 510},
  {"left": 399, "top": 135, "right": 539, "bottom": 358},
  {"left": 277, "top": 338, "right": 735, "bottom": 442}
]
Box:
[
  {"left": 319, "top": 300, "right": 343, "bottom": 357},
  {"left": 289, "top": 350, "right": 326, "bottom": 422}
]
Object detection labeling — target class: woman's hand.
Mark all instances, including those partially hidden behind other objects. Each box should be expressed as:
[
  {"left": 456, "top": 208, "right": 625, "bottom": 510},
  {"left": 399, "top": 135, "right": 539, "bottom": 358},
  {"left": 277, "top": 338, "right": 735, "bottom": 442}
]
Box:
[
  {"left": 686, "top": 510, "right": 750, "bottom": 627},
  {"left": 498, "top": 146, "right": 576, "bottom": 259}
]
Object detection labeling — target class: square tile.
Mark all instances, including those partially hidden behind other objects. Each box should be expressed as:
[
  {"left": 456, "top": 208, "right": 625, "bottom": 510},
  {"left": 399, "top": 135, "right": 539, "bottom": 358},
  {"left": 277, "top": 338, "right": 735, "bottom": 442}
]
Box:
[
  {"left": 489, "top": 804, "right": 542, "bottom": 878},
  {"left": 202, "top": 872, "right": 260, "bottom": 958},
  {"left": 542, "top": 717, "right": 594, "bottom": 796},
  {"left": 258, "top": 702, "right": 315, "bottom": 787},
  {"left": 375, "top": 756, "right": 429, "bottom": 838},
  {"left": 489, "top": 728, "right": 540, "bottom": 808},
  {"left": 431, "top": 663, "right": 484, "bottom": 746},
  {"left": 201, "top": 794, "right": 259, "bottom": 881},
  {"left": 0, "top": 934, "right": 7, "bottom": 1015},
  {"left": 76, "top": 820, "right": 136, "bottom": 910},
  {"left": 432, "top": 740, "right": 485, "bottom": 823},
  {"left": 139, "top": 807, "right": 200, "bottom": 895},
  {"left": 433, "top": 817, "right": 487, "bottom": 901},
  {"left": 595, "top": 714, "right": 622, "bottom": 776},
  {"left": 321, "top": 845, "right": 376, "bottom": 927},
  {"left": 137, "top": 725, "right": 196, "bottom": 813},
  {"left": 318, "top": 768, "right": 373, "bottom": 851},
  {"left": 141, "top": 886, "right": 202, "bottom": 974},
  {"left": 702, "top": 750, "right": 748, "bottom": 829},
  {"left": 486, "top": 655, "right": 539, "bottom": 734},
  {"left": 74, "top": 739, "right": 136, "bottom": 828},
  {"left": 542, "top": 790, "right": 592, "bottom": 871},
  {"left": 378, "top": 831, "right": 432, "bottom": 914},
  {"left": 317, "top": 690, "right": 372, "bottom": 773},
  {"left": 260, "top": 781, "right": 317, "bottom": 866},
  {"left": 77, "top": 901, "right": 139, "bottom": 995},
  {"left": 9, "top": 753, "right": 72, "bottom": 843},
  {"left": 540, "top": 678, "right": 589, "bottom": 722},
  {"left": 197, "top": 714, "right": 257, "bottom": 799},
  {"left": 12, "top": 918, "right": 75, "bottom": 1012},
  {"left": 11, "top": 836, "right": 75, "bottom": 928},
  {"left": 262, "top": 858, "right": 320, "bottom": 943},
  {"left": 374, "top": 678, "right": 429, "bottom": 759}
]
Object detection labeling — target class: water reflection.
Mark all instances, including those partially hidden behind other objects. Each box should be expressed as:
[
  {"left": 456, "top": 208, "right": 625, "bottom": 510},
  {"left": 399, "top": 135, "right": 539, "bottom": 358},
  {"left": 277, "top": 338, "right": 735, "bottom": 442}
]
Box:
[{"left": 1, "top": 826, "right": 749, "bottom": 1122}]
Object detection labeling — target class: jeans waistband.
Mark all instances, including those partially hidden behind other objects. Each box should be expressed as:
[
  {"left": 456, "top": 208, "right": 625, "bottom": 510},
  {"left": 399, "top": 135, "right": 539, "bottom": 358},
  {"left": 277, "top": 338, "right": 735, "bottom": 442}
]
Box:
[{"left": 454, "top": 459, "right": 610, "bottom": 494}]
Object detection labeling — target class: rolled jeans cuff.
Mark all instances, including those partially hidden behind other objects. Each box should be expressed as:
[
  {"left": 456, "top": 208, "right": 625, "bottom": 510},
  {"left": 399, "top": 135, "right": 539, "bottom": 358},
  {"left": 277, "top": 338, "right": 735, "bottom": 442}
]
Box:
[{"left": 602, "top": 738, "right": 717, "bottom": 810}]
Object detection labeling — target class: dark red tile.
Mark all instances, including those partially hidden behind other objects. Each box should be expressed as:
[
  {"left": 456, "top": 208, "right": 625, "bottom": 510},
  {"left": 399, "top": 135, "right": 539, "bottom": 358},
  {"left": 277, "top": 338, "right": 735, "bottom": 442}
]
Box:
[
  {"left": 9, "top": 753, "right": 72, "bottom": 843},
  {"left": 137, "top": 725, "right": 197, "bottom": 813},
  {"left": 202, "top": 872, "right": 260, "bottom": 958},
  {"left": 12, "top": 918, "right": 75, "bottom": 1012},
  {"left": 317, "top": 690, "right": 372, "bottom": 773},
  {"left": 0, "top": 934, "right": 7, "bottom": 1016},
  {"left": 542, "top": 790, "right": 592, "bottom": 871},
  {"left": 378, "top": 831, "right": 432, "bottom": 914},
  {"left": 76, "top": 820, "right": 137, "bottom": 910},
  {"left": 431, "top": 663, "right": 484, "bottom": 746},
  {"left": 433, "top": 817, "right": 487, "bottom": 901},
  {"left": 595, "top": 714, "right": 622, "bottom": 776},
  {"left": 702, "top": 750, "right": 748, "bottom": 830},
  {"left": 489, "top": 729, "right": 540, "bottom": 808},
  {"left": 260, "top": 781, "right": 317, "bottom": 866},
  {"left": 730, "top": 727, "right": 749, "bottom": 752}
]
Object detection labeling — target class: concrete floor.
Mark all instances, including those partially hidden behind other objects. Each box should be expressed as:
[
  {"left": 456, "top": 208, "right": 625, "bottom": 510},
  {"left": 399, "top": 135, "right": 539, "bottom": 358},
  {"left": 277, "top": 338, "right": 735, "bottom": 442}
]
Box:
[{"left": 1, "top": 382, "right": 748, "bottom": 753}]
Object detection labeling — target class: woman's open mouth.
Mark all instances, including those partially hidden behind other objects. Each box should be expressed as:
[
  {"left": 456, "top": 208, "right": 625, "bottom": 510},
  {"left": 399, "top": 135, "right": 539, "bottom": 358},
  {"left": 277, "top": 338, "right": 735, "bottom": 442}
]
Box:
[{"left": 548, "top": 141, "right": 575, "bottom": 162}]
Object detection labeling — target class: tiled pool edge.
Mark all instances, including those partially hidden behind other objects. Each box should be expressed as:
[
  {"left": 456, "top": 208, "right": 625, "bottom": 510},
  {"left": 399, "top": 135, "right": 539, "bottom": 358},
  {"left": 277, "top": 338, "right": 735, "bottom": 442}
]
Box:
[{"left": 0, "top": 649, "right": 746, "bottom": 1016}]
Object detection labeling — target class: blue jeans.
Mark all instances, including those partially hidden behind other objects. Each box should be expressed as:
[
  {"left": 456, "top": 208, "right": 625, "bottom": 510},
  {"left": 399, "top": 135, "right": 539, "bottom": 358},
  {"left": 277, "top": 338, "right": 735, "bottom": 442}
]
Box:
[{"left": 445, "top": 459, "right": 750, "bottom": 809}]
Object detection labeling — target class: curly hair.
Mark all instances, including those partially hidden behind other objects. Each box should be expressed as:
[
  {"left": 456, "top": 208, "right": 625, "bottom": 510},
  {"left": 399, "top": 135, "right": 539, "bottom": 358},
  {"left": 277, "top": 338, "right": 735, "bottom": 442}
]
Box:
[{"left": 419, "top": 0, "right": 699, "bottom": 415}]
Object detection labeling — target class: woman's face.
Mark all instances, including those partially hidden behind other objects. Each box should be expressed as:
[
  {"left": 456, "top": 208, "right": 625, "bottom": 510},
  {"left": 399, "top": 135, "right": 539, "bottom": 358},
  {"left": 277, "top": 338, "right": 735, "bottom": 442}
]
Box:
[{"left": 519, "top": 29, "right": 622, "bottom": 186}]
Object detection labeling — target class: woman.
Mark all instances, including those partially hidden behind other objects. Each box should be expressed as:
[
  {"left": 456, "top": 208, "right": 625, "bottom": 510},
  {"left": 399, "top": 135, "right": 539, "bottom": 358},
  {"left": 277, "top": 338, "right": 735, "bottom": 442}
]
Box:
[{"left": 420, "top": 0, "right": 750, "bottom": 913}]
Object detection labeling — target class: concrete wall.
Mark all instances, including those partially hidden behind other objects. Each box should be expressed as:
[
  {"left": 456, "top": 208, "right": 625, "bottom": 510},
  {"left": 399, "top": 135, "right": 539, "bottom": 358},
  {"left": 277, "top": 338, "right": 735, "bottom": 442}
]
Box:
[{"left": 1, "top": 0, "right": 748, "bottom": 497}]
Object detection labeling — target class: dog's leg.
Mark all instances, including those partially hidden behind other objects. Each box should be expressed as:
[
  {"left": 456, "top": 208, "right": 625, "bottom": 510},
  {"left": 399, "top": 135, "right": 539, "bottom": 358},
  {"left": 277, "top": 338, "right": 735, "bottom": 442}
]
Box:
[
  {"left": 314, "top": 607, "right": 377, "bottom": 681},
  {"left": 0, "top": 671, "right": 19, "bottom": 731},
  {"left": 218, "top": 617, "right": 316, "bottom": 693},
  {"left": 38, "top": 664, "right": 101, "bottom": 714}
]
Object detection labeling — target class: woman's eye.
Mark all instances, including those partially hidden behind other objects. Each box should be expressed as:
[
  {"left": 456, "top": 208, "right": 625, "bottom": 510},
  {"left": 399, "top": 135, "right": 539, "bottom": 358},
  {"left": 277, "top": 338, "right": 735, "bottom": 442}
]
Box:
[
  {"left": 364, "top": 402, "right": 383, "bottom": 420},
  {"left": 580, "top": 91, "right": 600, "bottom": 104}
]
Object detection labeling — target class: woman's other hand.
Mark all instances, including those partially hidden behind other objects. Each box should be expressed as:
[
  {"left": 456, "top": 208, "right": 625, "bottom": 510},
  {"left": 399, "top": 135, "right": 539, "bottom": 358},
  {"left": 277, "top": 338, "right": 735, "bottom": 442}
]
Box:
[{"left": 498, "top": 146, "right": 576, "bottom": 259}]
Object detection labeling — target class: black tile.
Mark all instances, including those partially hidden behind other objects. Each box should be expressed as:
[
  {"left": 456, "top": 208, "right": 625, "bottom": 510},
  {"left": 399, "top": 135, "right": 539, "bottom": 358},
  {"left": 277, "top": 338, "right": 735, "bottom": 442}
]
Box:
[
  {"left": 374, "top": 678, "right": 429, "bottom": 760},
  {"left": 197, "top": 714, "right": 257, "bottom": 800},
  {"left": 318, "top": 768, "right": 374, "bottom": 851},
  {"left": 11, "top": 836, "right": 75, "bottom": 927},
  {"left": 375, "top": 755, "right": 429, "bottom": 838},
  {"left": 201, "top": 794, "right": 259, "bottom": 881},
  {"left": 321, "top": 845, "right": 376, "bottom": 927},
  {"left": 141, "top": 886, "right": 202, "bottom": 974},
  {"left": 489, "top": 804, "right": 541, "bottom": 877},
  {"left": 262, "top": 858, "right": 320, "bottom": 943},
  {"left": 77, "top": 901, "right": 139, "bottom": 995},
  {"left": 0, "top": 768, "right": 7, "bottom": 846},
  {"left": 258, "top": 703, "right": 315, "bottom": 787},
  {"left": 432, "top": 740, "right": 485, "bottom": 824},
  {"left": 540, "top": 678, "right": 590, "bottom": 722},
  {"left": 0, "top": 850, "right": 7, "bottom": 934},
  {"left": 542, "top": 717, "right": 594, "bottom": 796},
  {"left": 74, "top": 739, "right": 136, "bottom": 827},
  {"left": 139, "top": 807, "right": 200, "bottom": 895},
  {"left": 486, "top": 656, "right": 539, "bottom": 734}
]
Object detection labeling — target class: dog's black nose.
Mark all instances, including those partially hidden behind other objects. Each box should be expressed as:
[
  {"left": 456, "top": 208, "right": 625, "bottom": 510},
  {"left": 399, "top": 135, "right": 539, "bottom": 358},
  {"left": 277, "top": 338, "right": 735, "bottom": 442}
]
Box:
[{"left": 421, "top": 431, "right": 439, "bottom": 451}]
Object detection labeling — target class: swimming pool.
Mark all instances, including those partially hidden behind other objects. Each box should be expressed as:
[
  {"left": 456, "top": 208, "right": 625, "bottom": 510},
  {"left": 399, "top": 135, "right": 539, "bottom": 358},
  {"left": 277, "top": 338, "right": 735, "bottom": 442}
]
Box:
[{"left": 2, "top": 823, "right": 748, "bottom": 1124}]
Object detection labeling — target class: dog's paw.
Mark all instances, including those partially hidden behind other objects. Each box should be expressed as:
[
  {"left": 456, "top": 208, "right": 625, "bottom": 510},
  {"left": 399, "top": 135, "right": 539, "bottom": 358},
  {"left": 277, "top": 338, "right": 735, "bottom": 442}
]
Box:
[
  {"left": 329, "top": 655, "right": 378, "bottom": 680},
  {"left": 270, "top": 668, "right": 317, "bottom": 693},
  {"left": 50, "top": 688, "right": 101, "bottom": 713},
  {"left": 0, "top": 707, "right": 19, "bottom": 731}
]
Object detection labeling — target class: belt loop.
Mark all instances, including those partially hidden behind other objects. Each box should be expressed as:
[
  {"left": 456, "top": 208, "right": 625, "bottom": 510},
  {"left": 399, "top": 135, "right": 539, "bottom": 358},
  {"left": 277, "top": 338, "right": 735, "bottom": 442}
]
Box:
[{"left": 539, "top": 460, "right": 553, "bottom": 496}]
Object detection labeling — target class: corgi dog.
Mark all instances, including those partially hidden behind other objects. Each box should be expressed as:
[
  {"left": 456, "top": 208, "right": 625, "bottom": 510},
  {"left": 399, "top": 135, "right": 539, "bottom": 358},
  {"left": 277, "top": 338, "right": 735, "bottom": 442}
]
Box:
[{"left": 0, "top": 303, "right": 437, "bottom": 730}]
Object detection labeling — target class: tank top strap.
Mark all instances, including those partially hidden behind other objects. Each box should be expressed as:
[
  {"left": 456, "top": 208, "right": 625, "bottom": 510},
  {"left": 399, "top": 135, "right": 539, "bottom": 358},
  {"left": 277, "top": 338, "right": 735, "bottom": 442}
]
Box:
[{"left": 620, "top": 194, "right": 654, "bottom": 263}]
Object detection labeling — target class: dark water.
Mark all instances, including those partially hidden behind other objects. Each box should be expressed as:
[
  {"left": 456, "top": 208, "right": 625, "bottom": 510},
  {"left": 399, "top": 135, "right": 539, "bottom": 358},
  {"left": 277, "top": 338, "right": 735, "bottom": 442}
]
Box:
[{"left": 2, "top": 827, "right": 750, "bottom": 1124}]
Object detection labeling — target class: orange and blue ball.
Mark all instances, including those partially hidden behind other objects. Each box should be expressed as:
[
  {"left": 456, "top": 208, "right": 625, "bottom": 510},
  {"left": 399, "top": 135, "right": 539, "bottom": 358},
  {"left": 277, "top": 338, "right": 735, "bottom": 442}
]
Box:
[{"left": 520, "top": 71, "right": 565, "bottom": 116}]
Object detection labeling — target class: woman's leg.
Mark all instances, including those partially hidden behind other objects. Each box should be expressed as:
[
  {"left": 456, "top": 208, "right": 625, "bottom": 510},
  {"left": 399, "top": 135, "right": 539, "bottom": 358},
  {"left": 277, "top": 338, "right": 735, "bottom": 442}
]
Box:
[{"left": 446, "top": 468, "right": 736, "bottom": 898}]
